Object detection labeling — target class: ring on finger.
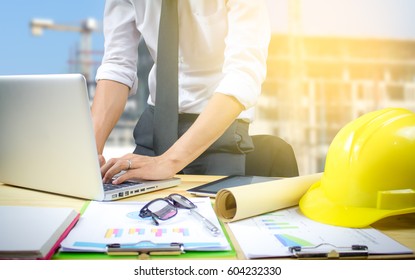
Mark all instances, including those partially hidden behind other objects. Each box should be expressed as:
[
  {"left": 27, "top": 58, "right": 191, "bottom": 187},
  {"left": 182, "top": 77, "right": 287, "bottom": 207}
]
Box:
[{"left": 127, "top": 159, "right": 132, "bottom": 170}]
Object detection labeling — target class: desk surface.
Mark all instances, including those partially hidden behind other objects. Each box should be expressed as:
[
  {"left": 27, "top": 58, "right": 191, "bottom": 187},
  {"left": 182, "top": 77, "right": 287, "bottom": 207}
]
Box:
[{"left": 1, "top": 175, "right": 414, "bottom": 260}]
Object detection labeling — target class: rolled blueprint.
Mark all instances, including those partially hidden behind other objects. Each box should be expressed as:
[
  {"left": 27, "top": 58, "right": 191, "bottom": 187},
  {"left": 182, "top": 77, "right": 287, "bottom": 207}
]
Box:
[{"left": 214, "top": 173, "right": 322, "bottom": 222}]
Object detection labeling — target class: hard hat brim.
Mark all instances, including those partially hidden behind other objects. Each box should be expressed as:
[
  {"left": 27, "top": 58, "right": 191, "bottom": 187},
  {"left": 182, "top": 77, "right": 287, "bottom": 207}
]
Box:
[{"left": 299, "top": 181, "right": 415, "bottom": 228}]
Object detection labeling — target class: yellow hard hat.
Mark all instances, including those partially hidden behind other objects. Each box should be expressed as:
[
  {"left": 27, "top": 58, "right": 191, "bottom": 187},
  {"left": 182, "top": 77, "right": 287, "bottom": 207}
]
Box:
[{"left": 299, "top": 108, "right": 415, "bottom": 228}]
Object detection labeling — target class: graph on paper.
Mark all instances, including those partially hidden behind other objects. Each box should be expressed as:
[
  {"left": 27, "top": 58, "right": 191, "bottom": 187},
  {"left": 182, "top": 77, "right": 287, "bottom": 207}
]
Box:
[
  {"left": 251, "top": 209, "right": 320, "bottom": 249},
  {"left": 60, "top": 199, "right": 231, "bottom": 252},
  {"left": 103, "top": 227, "right": 190, "bottom": 238},
  {"left": 228, "top": 207, "right": 413, "bottom": 258}
]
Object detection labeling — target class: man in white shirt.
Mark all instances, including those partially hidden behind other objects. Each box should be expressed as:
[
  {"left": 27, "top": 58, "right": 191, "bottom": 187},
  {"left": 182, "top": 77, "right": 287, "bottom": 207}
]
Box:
[{"left": 93, "top": 0, "right": 271, "bottom": 183}]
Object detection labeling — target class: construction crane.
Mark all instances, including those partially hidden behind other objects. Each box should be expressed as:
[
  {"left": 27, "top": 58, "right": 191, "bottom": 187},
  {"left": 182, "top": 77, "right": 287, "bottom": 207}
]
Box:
[{"left": 30, "top": 18, "right": 100, "bottom": 97}]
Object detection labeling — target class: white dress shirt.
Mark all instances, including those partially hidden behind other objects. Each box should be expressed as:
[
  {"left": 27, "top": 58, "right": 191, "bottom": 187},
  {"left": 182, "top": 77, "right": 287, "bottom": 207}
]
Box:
[{"left": 96, "top": 0, "right": 270, "bottom": 122}]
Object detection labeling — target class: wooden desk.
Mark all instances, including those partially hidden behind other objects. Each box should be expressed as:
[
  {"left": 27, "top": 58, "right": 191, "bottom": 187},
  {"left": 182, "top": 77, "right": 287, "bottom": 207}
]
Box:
[{"left": 1, "top": 175, "right": 414, "bottom": 260}]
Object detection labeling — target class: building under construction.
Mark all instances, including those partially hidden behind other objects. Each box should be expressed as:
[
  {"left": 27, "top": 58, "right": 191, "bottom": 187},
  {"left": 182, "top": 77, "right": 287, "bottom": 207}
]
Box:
[{"left": 253, "top": 35, "right": 415, "bottom": 175}]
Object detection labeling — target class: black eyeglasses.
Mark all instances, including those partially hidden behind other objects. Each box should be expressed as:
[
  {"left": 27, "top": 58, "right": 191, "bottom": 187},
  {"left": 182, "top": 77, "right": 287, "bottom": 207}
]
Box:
[{"left": 139, "top": 193, "right": 221, "bottom": 236}]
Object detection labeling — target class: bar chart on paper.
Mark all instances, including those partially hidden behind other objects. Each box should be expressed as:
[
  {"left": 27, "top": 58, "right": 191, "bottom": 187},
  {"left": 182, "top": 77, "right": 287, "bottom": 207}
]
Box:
[
  {"left": 103, "top": 227, "right": 189, "bottom": 238},
  {"left": 60, "top": 199, "right": 231, "bottom": 252},
  {"left": 228, "top": 207, "right": 413, "bottom": 258}
]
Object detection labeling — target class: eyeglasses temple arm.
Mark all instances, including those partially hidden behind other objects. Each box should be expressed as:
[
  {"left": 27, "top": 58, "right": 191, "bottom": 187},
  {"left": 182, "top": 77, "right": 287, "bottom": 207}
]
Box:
[
  {"left": 151, "top": 213, "right": 160, "bottom": 226},
  {"left": 189, "top": 209, "right": 221, "bottom": 236}
]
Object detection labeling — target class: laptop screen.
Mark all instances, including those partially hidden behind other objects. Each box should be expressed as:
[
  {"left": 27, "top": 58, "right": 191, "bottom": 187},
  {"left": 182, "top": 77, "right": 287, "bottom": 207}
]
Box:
[{"left": 0, "top": 74, "right": 108, "bottom": 199}]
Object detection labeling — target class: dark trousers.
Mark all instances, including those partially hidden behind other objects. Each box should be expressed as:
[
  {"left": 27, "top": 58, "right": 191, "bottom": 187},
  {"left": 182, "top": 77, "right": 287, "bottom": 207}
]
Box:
[{"left": 133, "top": 106, "right": 254, "bottom": 175}]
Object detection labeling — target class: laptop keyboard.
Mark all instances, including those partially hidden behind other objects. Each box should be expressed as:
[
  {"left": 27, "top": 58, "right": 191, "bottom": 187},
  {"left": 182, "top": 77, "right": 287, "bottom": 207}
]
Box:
[{"left": 103, "top": 181, "right": 144, "bottom": 191}]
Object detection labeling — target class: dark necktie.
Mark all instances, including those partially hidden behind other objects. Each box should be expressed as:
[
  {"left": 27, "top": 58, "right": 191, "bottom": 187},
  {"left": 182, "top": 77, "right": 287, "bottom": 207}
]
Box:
[{"left": 153, "top": 0, "right": 179, "bottom": 155}]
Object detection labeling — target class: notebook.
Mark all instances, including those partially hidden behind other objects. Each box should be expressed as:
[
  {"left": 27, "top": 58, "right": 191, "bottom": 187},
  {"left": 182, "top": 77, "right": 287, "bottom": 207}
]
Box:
[
  {"left": 0, "top": 74, "right": 180, "bottom": 201},
  {"left": 0, "top": 206, "right": 80, "bottom": 260}
]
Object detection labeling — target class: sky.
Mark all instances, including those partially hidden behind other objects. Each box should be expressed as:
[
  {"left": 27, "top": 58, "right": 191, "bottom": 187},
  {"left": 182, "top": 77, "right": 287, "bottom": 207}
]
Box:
[
  {"left": 1, "top": 0, "right": 415, "bottom": 76},
  {"left": 0, "top": 0, "right": 105, "bottom": 76}
]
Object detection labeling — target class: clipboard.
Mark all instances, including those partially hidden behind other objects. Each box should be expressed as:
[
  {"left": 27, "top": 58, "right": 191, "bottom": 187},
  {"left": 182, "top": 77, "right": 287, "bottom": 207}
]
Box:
[
  {"left": 227, "top": 207, "right": 413, "bottom": 259},
  {"left": 289, "top": 243, "right": 369, "bottom": 259},
  {"left": 57, "top": 199, "right": 236, "bottom": 259},
  {"left": 107, "top": 241, "right": 184, "bottom": 256}
]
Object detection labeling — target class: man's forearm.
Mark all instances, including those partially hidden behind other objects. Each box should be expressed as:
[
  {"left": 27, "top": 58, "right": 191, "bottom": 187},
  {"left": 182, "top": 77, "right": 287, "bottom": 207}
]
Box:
[
  {"left": 91, "top": 80, "right": 129, "bottom": 154},
  {"left": 164, "top": 93, "right": 245, "bottom": 170}
]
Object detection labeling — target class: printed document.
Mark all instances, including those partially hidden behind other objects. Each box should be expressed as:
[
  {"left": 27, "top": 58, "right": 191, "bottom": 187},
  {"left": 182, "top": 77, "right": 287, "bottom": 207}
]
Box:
[
  {"left": 228, "top": 207, "right": 412, "bottom": 258},
  {"left": 61, "top": 198, "right": 230, "bottom": 252}
]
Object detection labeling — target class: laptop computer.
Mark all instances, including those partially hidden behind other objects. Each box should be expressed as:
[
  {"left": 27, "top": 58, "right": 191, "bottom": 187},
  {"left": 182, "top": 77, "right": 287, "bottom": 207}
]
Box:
[{"left": 0, "top": 74, "right": 180, "bottom": 201}]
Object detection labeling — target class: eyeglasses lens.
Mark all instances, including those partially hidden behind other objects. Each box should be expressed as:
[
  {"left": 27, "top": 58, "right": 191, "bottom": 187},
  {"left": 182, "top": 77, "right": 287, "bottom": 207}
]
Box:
[
  {"left": 169, "top": 194, "right": 196, "bottom": 209},
  {"left": 147, "top": 200, "right": 177, "bottom": 220}
]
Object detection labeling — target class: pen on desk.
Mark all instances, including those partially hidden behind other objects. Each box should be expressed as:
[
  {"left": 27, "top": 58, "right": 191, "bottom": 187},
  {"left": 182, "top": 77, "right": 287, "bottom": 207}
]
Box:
[{"left": 189, "top": 209, "right": 221, "bottom": 236}]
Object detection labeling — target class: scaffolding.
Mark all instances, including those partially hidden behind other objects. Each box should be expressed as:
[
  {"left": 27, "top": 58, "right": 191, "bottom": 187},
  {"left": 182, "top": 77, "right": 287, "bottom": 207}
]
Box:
[{"left": 254, "top": 34, "right": 415, "bottom": 175}]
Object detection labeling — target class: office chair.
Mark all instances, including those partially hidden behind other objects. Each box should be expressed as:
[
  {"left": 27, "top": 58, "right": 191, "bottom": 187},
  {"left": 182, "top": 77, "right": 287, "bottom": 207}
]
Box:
[{"left": 245, "top": 135, "right": 299, "bottom": 177}]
